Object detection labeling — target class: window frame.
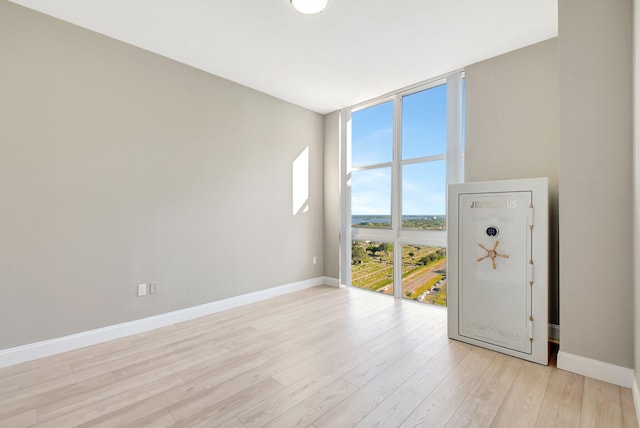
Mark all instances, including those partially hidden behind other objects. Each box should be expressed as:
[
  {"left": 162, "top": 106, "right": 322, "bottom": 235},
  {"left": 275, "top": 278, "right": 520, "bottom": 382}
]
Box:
[{"left": 340, "top": 71, "right": 464, "bottom": 298}]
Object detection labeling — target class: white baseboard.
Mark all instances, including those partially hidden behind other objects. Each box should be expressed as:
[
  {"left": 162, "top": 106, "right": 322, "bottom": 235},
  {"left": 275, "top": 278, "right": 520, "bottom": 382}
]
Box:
[
  {"left": 0, "top": 276, "right": 327, "bottom": 369},
  {"left": 322, "top": 276, "right": 340, "bottom": 287},
  {"left": 557, "top": 351, "right": 634, "bottom": 388},
  {"left": 548, "top": 323, "right": 560, "bottom": 342}
]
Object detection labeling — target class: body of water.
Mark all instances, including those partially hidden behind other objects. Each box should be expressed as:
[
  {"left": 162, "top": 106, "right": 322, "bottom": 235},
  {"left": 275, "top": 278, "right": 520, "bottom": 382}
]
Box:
[{"left": 352, "top": 215, "right": 445, "bottom": 224}]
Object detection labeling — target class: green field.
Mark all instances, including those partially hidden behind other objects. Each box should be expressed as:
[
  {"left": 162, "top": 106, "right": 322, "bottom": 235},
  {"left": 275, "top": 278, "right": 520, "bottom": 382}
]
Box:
[
  {"left": 351, "top": 242, "right": 447, "bottom": 306},
  {"left": 353, "top": 215, "right": 446, "bottom": 230}
]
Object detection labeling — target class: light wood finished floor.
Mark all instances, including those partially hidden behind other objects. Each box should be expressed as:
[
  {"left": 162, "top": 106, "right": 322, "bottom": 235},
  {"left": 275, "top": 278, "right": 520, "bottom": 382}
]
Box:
[{"left": 0, "top": 286, "right": 637, "bottom": 428}]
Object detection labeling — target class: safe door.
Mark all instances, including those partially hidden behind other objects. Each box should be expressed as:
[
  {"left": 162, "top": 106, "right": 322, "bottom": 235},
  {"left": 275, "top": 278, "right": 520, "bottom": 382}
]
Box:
[
  {"left": 448, "top": 179, "right": 548, "bottom": 365},
  {"left": 459, "top": 191, "right": 532, "bottom": 353}
]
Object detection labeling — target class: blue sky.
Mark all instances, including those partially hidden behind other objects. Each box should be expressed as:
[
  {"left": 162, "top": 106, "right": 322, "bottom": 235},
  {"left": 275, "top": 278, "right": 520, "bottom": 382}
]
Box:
[{"left": 351, "top": 83, "right": 453, "bottom": 216}]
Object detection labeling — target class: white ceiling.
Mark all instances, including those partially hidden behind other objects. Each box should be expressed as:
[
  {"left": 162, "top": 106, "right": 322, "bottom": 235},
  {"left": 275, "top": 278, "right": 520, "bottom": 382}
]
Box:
[{"left": 9, "top": 0, "right": 557, "bottom": 114}]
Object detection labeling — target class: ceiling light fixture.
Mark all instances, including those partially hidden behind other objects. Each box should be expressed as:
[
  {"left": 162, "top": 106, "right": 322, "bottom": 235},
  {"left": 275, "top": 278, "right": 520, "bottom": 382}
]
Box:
[{"left": 290, "top": 0, "right": 328, "bottom": 15}]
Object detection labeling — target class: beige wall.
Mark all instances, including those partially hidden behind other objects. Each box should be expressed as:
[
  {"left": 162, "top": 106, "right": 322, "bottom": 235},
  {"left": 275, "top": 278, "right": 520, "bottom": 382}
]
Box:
[
  {"left": 558, "top": 0, "right": 633, "bottom": 368},
  {"left": 0, "top": 1, "right": 324, "bottom": 350},
  {"left": 465, "top": 39, "right": 560, "bottom": 325},
  {"left": 634, "top": 0, "right": 640, "bottom": 388},
  {"left": 323, "top": 111, "right": 340, "bottom": 279}
]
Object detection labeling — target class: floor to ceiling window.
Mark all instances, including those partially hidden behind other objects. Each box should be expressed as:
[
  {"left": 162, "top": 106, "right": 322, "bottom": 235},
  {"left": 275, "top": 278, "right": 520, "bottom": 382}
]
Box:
[{"left": 340, "top": 72, "right": 465, "bottom": 306}]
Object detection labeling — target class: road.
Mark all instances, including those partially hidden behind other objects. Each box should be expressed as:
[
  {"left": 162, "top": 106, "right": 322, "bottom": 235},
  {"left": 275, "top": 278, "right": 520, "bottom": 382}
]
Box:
[{"left": 401, "top": 259, "right": 446, "bottom": 296}]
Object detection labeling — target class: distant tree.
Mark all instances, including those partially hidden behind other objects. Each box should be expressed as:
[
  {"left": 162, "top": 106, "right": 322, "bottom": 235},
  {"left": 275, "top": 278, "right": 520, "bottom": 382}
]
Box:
[
  {"left": 351, "top": 242, "right": 369, "bottom": 265},
  {"left": 408, "top": 252, "right": 415, "bottom": 258},
  {"left": 366, "top": 245, "right": 378, "bottom": 255},
  {"left": 378, "top": 243, "right": 393, "bottom": 257}
]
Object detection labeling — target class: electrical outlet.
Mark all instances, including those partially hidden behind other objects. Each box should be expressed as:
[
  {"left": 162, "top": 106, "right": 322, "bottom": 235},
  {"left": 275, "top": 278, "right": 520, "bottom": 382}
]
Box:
[
  {"left": 137, "top": 283, "right": 147, "bottom": 296},
  {"left": 150, "top": 282, "right": 159, "bottom": 294},
  {"left": 313, "top": 256, "right": 317, "bottom": 265}
]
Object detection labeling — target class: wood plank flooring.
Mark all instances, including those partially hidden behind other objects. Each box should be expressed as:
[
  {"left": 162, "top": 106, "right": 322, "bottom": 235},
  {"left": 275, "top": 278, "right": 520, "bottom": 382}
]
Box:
[{"left": 0, "top": 285, "right": 637, "bottom": 427}]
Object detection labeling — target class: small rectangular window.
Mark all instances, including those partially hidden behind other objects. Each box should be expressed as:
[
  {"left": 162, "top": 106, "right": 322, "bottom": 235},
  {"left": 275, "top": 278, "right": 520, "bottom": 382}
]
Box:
[
  {"left": 351, "top": 240, "right": 394, "bottom": 296},
  {"left": 402, "top": 161, "right": 446, "bottom": 230},
  {"left": 352, "top": 101, "right": 394, "bottom": 167},
  {"left": 351, "top": 168, "right": 392, "bottom": 229},
  {"left": 402, "top": 85, "right": 447, "bottom": 160},
  {"left": 401, "top": 245, "right": 447, "bottom": 306}
]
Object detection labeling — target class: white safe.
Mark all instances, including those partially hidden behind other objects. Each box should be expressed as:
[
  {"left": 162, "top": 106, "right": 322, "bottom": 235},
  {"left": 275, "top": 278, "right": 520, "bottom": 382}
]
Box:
[{"left": 447, "top": 178, "right": 548, "bottom": 365}]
